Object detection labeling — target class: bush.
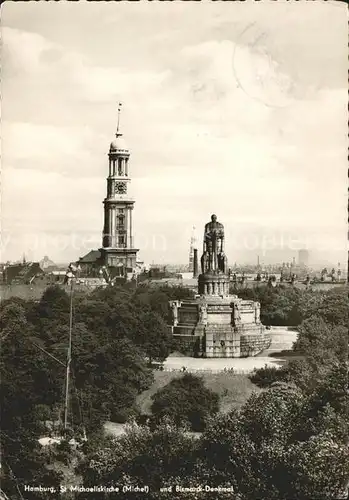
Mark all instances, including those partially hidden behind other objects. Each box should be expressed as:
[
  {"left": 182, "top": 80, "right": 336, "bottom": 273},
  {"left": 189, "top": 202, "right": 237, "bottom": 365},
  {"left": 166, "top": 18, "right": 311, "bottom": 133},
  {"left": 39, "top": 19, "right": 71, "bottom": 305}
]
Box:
[
  {"left": 151, "top": 374, "right": 220, "bottom": 431},
  {"left": 111, "top": 407, "right": 140, "bottom": 424},
  {"left": 249, "top": 364, "right": 288, "bottom": 388}
]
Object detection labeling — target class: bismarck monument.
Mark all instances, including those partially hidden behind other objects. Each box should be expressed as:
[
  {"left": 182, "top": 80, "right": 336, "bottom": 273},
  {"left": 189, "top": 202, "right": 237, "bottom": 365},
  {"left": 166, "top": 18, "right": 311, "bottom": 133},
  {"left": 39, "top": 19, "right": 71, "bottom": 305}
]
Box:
[{"left": 169, "top": 214, "right": 271, "bottom": 358}]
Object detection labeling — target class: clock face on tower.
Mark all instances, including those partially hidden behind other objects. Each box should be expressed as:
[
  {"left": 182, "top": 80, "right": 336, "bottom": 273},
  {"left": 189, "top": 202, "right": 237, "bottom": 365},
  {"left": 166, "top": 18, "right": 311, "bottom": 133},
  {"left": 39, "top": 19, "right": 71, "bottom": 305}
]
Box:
[{"left": 115, "top": 182, "right": 127, "bottom": 195}]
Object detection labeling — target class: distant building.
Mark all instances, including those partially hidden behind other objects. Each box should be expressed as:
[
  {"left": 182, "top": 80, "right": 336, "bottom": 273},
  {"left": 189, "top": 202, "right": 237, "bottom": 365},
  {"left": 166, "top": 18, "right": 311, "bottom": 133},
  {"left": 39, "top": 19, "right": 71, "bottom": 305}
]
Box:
[
  {"left": 77, "top": 250, "right": 102, "bottom": 277},
  {"left": 40, "top": 255, "right": 56, "bottom": 270},
  {"left": 2, "top": 262, "right": 44, "bottom": 285},
  {"left": 298, "top": 249, "right": 309, "bottom": 267}
]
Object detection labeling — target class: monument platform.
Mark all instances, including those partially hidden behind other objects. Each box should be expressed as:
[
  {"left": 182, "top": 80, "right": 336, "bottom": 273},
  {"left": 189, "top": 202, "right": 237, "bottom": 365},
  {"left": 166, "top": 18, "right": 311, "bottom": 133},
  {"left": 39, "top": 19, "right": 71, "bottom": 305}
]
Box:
[{"left": 169, "top": 293, "right": 271, "bottom": 358}]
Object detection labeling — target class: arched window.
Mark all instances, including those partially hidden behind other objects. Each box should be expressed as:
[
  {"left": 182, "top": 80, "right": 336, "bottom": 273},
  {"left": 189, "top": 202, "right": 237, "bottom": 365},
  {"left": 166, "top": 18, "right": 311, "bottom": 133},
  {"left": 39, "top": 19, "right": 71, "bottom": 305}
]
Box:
[{"left": 118, "top": 158, "right": 123, "bottom": 176}]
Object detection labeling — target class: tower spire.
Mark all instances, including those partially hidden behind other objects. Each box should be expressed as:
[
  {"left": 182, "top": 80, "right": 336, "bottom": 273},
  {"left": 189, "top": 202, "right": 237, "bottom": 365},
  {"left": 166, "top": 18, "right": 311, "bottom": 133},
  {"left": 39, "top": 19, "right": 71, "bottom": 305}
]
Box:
[{"left": 116, "top": 102, "right": 122, "bottom": 136}]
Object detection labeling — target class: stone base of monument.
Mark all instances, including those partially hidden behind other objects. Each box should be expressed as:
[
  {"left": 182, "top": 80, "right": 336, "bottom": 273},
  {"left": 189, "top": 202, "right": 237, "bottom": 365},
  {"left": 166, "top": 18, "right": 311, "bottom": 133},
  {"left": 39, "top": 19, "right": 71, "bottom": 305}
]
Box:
[
  {"left": 169, "top": 294, "right": 271, "bottom": 359},
  {"left": 198, "top": 272, "right": 230, "bottom": 296}
]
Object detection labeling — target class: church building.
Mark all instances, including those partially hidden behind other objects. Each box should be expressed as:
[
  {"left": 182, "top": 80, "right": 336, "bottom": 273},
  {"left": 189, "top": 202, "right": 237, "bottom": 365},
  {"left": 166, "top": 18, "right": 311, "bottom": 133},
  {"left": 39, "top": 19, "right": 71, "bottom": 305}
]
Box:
[{"left": 77, "top": 105, "right": 139, "bottom": 280}]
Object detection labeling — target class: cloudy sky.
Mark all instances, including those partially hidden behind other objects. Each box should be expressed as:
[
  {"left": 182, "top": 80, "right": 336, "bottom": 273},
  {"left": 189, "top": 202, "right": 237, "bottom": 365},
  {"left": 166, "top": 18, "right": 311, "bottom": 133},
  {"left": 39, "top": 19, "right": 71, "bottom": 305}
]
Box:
[{"left": 1, "top": 1, "right": 347, "bottom": 267}]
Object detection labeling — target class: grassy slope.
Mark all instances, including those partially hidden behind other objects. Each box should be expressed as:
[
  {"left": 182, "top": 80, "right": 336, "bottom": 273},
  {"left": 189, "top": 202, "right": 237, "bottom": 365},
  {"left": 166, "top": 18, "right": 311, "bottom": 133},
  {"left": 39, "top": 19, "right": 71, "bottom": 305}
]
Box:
[{"left": 136, "top": 370, "right": 260, "bottom": 415}]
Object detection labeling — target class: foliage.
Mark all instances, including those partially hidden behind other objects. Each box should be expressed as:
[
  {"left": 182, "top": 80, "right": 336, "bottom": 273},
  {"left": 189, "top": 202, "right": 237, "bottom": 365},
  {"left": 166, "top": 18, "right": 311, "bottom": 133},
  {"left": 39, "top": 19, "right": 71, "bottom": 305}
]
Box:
[
  {"left": 2, "top": 281, "right": 348, "bottom": 499},
  {"left": 233, "top": 284, "right": 303, "bottom": 326},
  {"left": 133, "top": 310, "right": 170, "bottom": 365},
  {"left": 298, "top": 286, "right": 348, "bottom": 326},
  {"left": 249, "top": 364, "right": 288, "bottom": 388},
  {"left": 251, "top": 287, "right": 348, "bottom": 390},
  {"left": 78, "top": 382, "right": 348, "bottom": 500},
  {"left": 1, "top": 282, "right": 188, "bottom": 498},
  {"left": 199, "top": 383, "right": 348, "bottom": 500},
  {"left": 293, "top": 316, "right": 347, "bottom": 359},
  {"left": 133, "top": 284, "right": 195, "bottom": 319},
  {"left": 150, "top": 374, "right": 220, "bottom": 431},
  {"left": 235, "top": 284, "right": 348, "bottom": 328},
  {"left": 73, "top": 336, "right": 153, "bottom": 428},
  {"left": 76, "top": 421, "right": 238, "bottom": 500}
]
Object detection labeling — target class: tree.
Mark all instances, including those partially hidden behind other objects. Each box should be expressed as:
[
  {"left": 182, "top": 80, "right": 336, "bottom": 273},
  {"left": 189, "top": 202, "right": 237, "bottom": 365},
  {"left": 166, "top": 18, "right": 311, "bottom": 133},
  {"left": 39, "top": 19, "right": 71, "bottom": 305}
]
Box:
[
  {"left": 0, "top": 282, "right": 159, "bottom": 498},
  {"left": 73, "top": 337, "right": 154, "bottom": 427},
  {"left": 76, "top": 421, "right": 238, "bottom": 500},
  {"left": 249, "top": 364, "right": 288, "bottom": 388},
  {"left": 298, "top": 287, "right": 348, "bottom": 326},
  {"left": 1, "top": 302, "right": 64, "bottom": 500},
  {"left": 135, "top": 310, "right": 170, "bottom": 365},
  {"left": 151, "top": 374, "right": 219, "bottom": 431},
  {"left": 284, "top": 434, "right": 349, "bottom": 500},
  {"left": 235, "top": 285, "right": 302, "bottom": 326},
  {"left": 133, "top": 284, "right": 195, "bottom": 320},
  {"left": 199, "top": 383, "right": 348, "bottom": 500}
]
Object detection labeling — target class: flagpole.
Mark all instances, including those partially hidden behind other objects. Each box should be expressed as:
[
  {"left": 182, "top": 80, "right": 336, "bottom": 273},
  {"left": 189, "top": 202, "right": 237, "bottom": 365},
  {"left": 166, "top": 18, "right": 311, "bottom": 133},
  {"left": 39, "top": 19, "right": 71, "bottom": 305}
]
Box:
[{"left": 64, "top": 278, "right": 74, "bottom": 430}]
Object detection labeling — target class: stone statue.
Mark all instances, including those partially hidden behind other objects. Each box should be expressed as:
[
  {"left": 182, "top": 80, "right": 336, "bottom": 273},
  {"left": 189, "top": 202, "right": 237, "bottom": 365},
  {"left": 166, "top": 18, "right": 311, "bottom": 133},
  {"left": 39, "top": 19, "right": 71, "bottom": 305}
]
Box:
[
  {"left": 254, "top": 303, "right": 261, "bottom": 323},
  {"left": 218, "top": 252, "right": 228, "bottom": 274},
  {"left": 231, "top": 301, "right": 241, "bottom": 326},
  {"left": 200, "top": 252, "right": 208, "bottom": 275},
  {"left": 235, "top": 302, "right": 241, "bottom": 322},
  {"left": 171, "top": 301, "right": 179, "bottom": 326},
  {"left": 198, "top": 303, "right": 208, "bottom": 325},
  {"left": 201, "top": 214, "right": 226, "bottom": 273}
]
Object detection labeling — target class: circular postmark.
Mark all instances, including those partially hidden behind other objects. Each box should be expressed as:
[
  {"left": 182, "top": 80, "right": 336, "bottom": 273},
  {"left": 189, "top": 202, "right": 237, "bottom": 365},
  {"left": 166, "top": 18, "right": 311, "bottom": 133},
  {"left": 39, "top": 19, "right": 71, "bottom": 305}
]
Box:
[{"left": 232, "top": 23, "right": 294, "bottom": 108}]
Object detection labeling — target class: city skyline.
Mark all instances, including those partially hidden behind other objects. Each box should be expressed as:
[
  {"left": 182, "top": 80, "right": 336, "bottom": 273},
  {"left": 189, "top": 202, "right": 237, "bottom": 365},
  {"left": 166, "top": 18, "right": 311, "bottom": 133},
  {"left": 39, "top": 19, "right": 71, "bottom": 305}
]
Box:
[{"left": 2, "top": 2, "right": 347, "bottom": 266}]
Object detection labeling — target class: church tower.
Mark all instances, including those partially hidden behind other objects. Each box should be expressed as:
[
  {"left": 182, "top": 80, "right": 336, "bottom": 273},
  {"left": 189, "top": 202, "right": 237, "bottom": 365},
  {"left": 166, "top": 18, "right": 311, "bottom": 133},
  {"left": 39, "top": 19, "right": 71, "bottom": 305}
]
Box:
[{"left": 100, "top": 104, "right": 138, "bottom": 277}]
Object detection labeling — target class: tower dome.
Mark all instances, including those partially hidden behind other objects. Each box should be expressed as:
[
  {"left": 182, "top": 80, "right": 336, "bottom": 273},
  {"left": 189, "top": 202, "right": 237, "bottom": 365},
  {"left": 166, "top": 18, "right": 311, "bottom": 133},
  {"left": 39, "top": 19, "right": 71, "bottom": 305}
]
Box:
[{"left": 110, "top": 133, "right": 129, "bottom": 153}]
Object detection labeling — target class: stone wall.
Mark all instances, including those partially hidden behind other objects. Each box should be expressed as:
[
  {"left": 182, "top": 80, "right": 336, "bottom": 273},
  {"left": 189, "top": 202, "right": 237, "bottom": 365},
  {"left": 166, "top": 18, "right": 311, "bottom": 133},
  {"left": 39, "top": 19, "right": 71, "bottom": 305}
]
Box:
[
  {"left": 178, "top": 305, "right": 198, "bottom": 325},
  {"left": 169, "top": 295, "right": 267, "bottom": 358},
  {"left": 172, "top": 335, "right": 202, "bottom": 356},
  {"left": 205, "top": 326, "right": 240, "bottom": 358},
  {"left": 240, "top": 332, "right": 272, "bottom": 357}
]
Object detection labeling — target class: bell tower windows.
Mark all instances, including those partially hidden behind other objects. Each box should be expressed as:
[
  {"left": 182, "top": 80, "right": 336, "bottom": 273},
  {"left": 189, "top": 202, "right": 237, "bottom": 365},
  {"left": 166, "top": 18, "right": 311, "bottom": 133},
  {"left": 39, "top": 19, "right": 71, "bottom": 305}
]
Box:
[
  {"left": 118, "top": 158, "right": 123, "bottom": 176},
  {"left": 118, "top": 235, "right": 126, "bottom": 247},
  {"left": 101, "top": 103, "right": 138, "bottom": 276},
  {"left": 117, "top": 213, "right": 125, "bottom": 230}
]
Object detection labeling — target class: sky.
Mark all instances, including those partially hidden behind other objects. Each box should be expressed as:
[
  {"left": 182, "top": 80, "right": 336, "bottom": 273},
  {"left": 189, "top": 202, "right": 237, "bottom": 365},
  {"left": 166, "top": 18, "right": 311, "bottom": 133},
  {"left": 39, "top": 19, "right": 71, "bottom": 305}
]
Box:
[{"left": 1, "top": 1, "right": 348, "bottom": 267}]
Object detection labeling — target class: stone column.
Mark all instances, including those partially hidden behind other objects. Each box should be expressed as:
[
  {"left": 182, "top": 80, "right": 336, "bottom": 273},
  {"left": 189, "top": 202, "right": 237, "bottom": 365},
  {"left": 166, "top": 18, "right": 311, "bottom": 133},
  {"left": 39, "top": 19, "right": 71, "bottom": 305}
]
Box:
[
  {"left": 129, "top": 207, "right": 133, "bottom": 248},
  {"left": 110, "top": 206, "right": 115, "bottom": 247}
]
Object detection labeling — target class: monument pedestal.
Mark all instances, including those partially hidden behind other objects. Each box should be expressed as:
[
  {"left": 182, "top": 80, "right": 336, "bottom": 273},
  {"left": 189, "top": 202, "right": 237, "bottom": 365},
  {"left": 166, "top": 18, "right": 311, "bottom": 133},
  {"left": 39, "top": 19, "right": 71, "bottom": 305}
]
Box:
[
  {"left": 198, "top": 272, "right": 230, "bottom": 296},
  {"left": 169, "top": 293, "right": 269, "bottom": 358}
]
